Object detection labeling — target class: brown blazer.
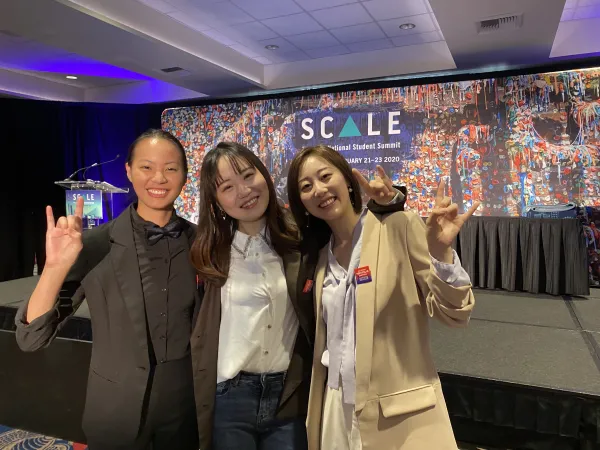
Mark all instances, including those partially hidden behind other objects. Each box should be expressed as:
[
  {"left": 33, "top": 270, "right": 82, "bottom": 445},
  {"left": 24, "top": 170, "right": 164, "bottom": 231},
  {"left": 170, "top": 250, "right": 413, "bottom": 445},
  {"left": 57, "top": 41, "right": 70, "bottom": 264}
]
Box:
[
  {"left": 306, "top": 211, "right": 475, "bottom": 450},
  {"left": 191, "top": 250, "right": 316, "bottom": 450}
]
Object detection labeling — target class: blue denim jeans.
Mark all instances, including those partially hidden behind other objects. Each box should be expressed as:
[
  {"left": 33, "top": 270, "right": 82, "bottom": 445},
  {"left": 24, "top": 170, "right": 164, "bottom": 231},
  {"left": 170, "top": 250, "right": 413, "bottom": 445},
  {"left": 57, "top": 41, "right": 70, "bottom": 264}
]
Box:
[{"left": 213, "top": 371, "right": 308, "bottom": 450}]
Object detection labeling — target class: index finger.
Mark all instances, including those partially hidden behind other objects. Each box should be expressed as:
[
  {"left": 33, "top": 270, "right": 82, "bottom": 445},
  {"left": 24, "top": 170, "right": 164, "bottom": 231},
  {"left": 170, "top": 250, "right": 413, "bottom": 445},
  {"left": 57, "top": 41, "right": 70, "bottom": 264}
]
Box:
[
  {"left": 375, "top": 165, "right": 394, "bottom": 191},
  {"left": 435, "top": 178, "right": 446, "bottom": 205},
  {"left": 352, "top": 168, "right": 372, "bottom": 195},
  {"left": 461, "top": 201, "right": 480, "bottom": 220},
  {"left": 74, "top": 196, "right": 84, "bottom": 219},
  {"left": 46, "top": 206, "right": 55, "bottom": 230}
]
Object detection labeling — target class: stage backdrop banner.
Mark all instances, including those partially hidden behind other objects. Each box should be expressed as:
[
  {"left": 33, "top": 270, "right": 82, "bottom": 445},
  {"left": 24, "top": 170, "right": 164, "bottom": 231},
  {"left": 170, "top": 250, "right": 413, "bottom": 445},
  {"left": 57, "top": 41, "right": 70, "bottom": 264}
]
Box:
[{"left": 162, "top": 67, "right": 600, "bottom": 225}]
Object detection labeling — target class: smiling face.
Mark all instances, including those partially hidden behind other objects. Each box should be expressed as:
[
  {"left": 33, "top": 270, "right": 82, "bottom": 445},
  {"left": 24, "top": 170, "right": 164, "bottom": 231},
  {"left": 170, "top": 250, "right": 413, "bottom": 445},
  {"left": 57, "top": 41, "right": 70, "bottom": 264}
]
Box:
[
  {"left": 297, "top": 155, "right": 355, "bottom": 224},
  {"left": 125, "top": 137, "right": 186, "bottom": 213},
  {"left": 215, "top": 156, "right": 269, "bottom": 231}
]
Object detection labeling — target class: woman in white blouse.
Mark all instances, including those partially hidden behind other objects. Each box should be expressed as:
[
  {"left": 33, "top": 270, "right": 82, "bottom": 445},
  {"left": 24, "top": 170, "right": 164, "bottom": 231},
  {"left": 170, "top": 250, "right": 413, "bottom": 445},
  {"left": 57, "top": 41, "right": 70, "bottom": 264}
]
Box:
[
  {"left": 286, "top": 144, "right": 478, "bottom": 450},
  {"left": 189, "top": 142, "right": 403, "bottom": 450}
]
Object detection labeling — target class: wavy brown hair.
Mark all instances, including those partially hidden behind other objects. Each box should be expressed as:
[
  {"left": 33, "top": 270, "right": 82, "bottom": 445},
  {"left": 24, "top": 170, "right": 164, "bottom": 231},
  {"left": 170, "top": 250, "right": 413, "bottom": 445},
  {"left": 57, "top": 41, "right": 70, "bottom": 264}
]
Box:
[
  {"left": 287, "top": 145, "right": 363, "bottom": 250},
  {"left": 190, "top": 142, "right": 299, "bottom": 287}
]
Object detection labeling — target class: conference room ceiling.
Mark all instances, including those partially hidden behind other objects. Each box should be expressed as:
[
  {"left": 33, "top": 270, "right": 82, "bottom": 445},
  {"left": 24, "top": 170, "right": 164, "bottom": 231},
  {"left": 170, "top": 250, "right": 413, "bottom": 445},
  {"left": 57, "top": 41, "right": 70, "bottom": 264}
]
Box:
[{"left": 0, "top": 0, "right": 598, "bottom": 103}]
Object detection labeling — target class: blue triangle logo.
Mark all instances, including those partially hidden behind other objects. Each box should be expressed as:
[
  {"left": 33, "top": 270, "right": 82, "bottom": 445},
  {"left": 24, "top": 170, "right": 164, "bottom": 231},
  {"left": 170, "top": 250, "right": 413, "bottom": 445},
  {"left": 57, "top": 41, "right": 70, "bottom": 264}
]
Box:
[{"left": 339, "top": 116, "right": 361, "bottom": 138}]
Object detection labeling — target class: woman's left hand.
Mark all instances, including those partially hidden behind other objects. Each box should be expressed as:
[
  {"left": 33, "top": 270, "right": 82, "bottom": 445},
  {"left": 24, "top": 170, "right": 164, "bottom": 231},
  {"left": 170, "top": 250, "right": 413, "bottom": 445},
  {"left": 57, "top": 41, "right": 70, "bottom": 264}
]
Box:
[
  {"left": 426, "top": 178, "right": 480, "bottom": 263},
  {"left": 352, "top": 165, "right": 398, "bottom": 205}
]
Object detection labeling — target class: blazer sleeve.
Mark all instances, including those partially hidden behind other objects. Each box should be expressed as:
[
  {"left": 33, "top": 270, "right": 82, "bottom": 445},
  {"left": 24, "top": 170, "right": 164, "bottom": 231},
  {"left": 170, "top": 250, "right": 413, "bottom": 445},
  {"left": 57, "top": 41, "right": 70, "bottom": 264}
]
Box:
[
  {"left": 366, "top": 185, "right": 406, "bottom": 214},
  {"left": 405, "top": 212, "right": 475, "bottom": 327},
  {"left": 15, "top": 226, "right": 108, "bottom": 351}
]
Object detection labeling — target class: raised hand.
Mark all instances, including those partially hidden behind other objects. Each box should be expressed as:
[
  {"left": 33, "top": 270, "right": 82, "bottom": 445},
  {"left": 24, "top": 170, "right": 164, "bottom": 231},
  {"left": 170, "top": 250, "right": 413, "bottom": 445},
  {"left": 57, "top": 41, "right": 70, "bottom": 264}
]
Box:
[
  {"left": 45, "top": 196, "right": 84, "bottom": 269},
  {"left": 352, "top": 165, "right": 398, "bottom": 205},
  {"left": 426, "top": 179, "right": 479, "bottom": 263}
]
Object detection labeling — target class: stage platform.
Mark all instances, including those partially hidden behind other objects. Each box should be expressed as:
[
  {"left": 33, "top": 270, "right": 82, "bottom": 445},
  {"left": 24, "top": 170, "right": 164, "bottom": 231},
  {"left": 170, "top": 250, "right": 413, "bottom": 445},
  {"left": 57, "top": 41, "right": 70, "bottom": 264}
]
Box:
[{"left": 1, "top": 277, "right": 600, "bottom": 449}]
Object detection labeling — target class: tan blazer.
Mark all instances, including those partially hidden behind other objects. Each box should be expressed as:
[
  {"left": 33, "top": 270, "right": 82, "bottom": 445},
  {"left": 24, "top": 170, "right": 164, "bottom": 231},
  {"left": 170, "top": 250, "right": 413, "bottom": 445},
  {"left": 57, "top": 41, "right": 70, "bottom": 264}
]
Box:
[{"left": 306, "top": 210, "right": 475, "bottom": 450}]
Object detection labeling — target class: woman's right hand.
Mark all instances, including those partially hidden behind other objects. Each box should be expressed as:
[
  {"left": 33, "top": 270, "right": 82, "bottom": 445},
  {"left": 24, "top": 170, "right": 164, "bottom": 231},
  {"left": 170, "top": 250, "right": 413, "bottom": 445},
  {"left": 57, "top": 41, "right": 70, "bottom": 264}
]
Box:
[{"left": 45, "top": 197, "right": 84, "bottom": 269}]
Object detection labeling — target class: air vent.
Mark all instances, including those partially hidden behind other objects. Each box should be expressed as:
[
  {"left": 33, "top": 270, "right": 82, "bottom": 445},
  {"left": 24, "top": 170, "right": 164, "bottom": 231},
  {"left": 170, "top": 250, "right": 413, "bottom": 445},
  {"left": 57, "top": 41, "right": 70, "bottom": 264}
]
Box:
[
  {"left": 160, "top": 66, "right": 184, "bottom": 73},
  {"left": 476, "top": 14, "right": 523, "bottom": 34}
]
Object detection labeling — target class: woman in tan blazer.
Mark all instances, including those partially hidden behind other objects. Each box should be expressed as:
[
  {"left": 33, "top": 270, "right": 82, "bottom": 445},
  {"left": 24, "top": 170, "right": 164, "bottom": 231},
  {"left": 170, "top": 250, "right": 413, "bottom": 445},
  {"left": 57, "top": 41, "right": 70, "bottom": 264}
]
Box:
[{"left": 287, "top": 145, "right": 479, "bottom": 450}]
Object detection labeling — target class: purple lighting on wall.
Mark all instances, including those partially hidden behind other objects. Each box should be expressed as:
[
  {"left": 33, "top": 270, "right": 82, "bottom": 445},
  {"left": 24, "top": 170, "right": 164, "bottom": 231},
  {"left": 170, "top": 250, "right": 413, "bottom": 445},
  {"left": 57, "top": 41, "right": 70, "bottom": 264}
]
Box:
[{"left": 8, "top": 59, "right": 151, "bottom": 80}]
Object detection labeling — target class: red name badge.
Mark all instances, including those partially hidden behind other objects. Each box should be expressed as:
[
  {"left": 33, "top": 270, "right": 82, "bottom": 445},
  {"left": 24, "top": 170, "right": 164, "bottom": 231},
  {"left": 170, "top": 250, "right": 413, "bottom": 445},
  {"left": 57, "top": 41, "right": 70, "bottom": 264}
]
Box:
[
  {"left": 303, "top": 279, "right": 314, "bottom": 293},
  {"left": 354, "top": 266, "right": 372, "bottom": 284}
]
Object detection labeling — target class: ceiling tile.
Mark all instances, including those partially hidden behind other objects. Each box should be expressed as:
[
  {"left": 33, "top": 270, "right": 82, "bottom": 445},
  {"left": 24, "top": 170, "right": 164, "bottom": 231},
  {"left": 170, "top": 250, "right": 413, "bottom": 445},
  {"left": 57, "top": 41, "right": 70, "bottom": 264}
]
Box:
[
  {"left": 330, "top": 22, "right": 385, "bottom": 44},
  {"left": 194, "top": 1, "right": 254, "bottom": 25},
  {"left": 378, "top": 14, "right": 436, "bottom": 37},
  {"left": 310, "top": 3, "right": 372, "bottom": 28},
  {"left": 561, "top": 8, "right": 575, "bottom": 21},
  {"left": 275, "top": 50, "right": 312, "bottom": 63},
  {"left": 228, "top": 43, "right": 262, "bottom": 58},
  {"left": 347, "top": 38, "right": 393, "bottom": 52},
  {"left": 362, "top": 0, "right": 428, "bottom": 21},
  {"left": 234, "top": 21, "right": 279, "bottom": 40},
  {"left": 294, "top": 0, "right": 358, "bottom": 11},
  {"left": 564, "top": 0, "right": 578, "bottom": 6},
  {"left": 391, "top": 30, "right": 441, "bottom": 47},
  {"left": 167, "top": 11, "right": 213, "bottom": 32},
  {"left": 286, "top": 30, "right": 340, "bottom": 49},
  {"left": 262, "top": 13, "right": 323, "bottom": 36},
  {"left": 136, "top": 0, "right": 177, "bottom": 13},
  {"left": 572, "top": 5, "right": 600, "bottom": 18},
  {"left": 258, "top": 37, "right": 300, "bottom": 53},
  {"left": 579, "top": 0, "right": 600, "bottom": 5},
  {"left": 231, "top": 0, "right": 303, "bottom": 20},
  {"left": 201, "top": 29, "right": 239, "bottom": 46},
  {"left": 306, "top": 45, "right": 350, "bottom": 58}
]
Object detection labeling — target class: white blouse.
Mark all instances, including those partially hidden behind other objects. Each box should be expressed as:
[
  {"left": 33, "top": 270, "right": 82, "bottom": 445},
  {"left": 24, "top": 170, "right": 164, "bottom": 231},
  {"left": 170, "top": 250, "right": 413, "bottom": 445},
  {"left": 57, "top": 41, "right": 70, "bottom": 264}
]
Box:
[{"left": 217, "top": 227, "right": 299, "bottom": 383}]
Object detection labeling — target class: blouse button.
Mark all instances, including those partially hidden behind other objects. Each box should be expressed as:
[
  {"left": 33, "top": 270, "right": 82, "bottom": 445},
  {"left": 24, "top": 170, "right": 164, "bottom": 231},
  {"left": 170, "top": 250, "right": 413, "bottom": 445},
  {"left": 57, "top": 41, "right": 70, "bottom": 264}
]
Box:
[{"left": 267, "top": 325, "right": 272, "bottom": 329}]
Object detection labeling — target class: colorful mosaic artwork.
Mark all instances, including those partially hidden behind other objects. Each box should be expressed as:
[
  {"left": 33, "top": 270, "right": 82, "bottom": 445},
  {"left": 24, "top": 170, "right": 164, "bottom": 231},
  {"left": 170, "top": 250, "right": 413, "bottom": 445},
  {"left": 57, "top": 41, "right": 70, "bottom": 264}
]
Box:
[{"left": 162, "top": 67, "right": 600, "bottom": 224}]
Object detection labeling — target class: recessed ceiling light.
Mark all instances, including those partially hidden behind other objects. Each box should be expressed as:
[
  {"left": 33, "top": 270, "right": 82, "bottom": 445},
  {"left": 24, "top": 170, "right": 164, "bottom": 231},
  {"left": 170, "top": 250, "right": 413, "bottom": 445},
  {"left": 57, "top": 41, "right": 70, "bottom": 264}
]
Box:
[
  {"left": 399, "top": 23, "right": 416, "bottom": 30},
  {"left": 265, "top": 45, "right": 279, "bottom": 50},
  {"left": 66, "top": 75, "right": 78, "bottom": 79}
]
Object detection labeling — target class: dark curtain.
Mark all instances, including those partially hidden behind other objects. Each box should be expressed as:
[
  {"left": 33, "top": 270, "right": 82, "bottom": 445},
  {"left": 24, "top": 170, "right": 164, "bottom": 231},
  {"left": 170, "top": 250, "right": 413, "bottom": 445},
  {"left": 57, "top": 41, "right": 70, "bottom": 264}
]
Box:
[
  {"left": 1, "top": 99, "right": 162, "bottom": 282},
  {"left": 59, "top": 103, "right": 161, "bottom": 217},
  {"left": 456, "top": 216, "right": 589, "bottom": 296},
  {"left": 1, "top": 100, "right": 65, "bottom": 282}
]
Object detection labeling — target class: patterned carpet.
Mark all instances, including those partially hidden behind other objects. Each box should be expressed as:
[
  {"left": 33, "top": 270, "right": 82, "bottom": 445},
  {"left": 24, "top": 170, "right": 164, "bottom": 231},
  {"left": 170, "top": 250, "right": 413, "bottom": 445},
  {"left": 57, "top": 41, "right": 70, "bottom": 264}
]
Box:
[{"left": 0, "top": 425, "right": 87, "bottom": 450}]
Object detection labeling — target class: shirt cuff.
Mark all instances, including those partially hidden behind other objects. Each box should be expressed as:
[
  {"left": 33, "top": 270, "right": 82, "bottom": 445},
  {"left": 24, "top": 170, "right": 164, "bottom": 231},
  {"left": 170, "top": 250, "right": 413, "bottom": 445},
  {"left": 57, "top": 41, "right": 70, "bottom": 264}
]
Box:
[
  {"left": 14, "top": 300, "right": 59, "bottom": 331},
  {"left": 386, "top": 189, "right": 405, "bottom": 205},
  {"left": 430, "top": 249, "right": 471, "bottom": 287}
]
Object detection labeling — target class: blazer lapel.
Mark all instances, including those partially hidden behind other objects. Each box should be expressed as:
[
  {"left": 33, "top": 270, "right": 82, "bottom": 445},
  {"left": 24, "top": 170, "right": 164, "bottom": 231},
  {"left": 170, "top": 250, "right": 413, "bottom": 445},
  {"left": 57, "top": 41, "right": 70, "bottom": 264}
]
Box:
[
  {"left": 354, "top": 211, "right": 381, "bottom": 412},
  {"left": 109, "top": 208, "right": 149, "bottom": 361},
  {"left": 182, "top": 222, "right": 203, "bottom": 323},
  {"left": 283, "top": 251, "right": 314, "bottom": 346}
]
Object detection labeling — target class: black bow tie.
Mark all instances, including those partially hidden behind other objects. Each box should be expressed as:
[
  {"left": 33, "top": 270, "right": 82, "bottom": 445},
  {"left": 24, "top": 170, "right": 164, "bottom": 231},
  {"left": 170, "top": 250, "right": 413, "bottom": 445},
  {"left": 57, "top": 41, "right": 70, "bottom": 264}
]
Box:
[{"left": 145, "top": 220, "right": 183, "bottom": 245}]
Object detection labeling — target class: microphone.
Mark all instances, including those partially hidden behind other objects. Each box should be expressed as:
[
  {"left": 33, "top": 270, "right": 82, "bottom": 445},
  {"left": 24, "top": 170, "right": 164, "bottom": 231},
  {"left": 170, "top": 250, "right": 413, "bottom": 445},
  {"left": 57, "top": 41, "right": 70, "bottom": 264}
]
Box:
[
  {"left": 65, "top": 154, "right": 121, "bottom": 181},
  {"left": 82, "top": 154, "right": 120, "bottom": 180}
]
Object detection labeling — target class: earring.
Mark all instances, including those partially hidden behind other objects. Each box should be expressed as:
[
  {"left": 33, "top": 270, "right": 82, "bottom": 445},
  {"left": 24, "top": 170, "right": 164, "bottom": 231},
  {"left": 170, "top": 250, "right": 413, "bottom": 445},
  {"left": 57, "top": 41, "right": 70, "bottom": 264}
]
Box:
[
  {"left": 305, "top": 211, "right": 310, "bottom": 228},
  {"left": 348, "top": 186, "right": 355, "bottom": 206},
  {"left": 219, "top": 208, "right": 227, "bottom": 220}
]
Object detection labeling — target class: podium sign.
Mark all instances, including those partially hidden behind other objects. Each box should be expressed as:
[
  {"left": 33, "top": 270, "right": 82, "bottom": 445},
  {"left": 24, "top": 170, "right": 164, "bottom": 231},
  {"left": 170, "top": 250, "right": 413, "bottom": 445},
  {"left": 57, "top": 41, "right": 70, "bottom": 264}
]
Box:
[{"left": 66, "top": 190, "right": 103, "bottom": 219}]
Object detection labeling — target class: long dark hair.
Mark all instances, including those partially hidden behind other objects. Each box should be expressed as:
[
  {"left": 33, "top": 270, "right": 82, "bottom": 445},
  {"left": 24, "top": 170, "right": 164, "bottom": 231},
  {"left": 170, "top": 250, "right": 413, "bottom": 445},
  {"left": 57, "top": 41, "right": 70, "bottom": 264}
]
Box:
[
  {"left": 287, "top": 145, "right": 362, "bottom": 249},
  {"left": 126, "top": 129, "right": 188, "bottom": 175},
  {"left": 191, "top": 142, "right": 299, "bottom": 287}
]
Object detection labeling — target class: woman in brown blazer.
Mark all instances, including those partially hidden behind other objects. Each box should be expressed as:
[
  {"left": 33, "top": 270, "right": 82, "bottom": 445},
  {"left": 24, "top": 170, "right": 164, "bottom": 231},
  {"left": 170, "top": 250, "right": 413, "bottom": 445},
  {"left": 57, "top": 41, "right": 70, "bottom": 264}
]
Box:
[{"left": 287, "top": 145, "right": 479, "bottom": 450}]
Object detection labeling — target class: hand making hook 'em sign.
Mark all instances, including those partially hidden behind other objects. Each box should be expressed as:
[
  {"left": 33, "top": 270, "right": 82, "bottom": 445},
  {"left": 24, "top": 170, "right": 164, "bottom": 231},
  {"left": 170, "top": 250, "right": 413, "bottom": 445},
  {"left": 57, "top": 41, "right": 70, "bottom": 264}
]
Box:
[
  {"left": 426, "top": 178, "right": 479, "bottom": 263},
  {"left": 352, "top": 165, "right": 399, "bottom": 205}
]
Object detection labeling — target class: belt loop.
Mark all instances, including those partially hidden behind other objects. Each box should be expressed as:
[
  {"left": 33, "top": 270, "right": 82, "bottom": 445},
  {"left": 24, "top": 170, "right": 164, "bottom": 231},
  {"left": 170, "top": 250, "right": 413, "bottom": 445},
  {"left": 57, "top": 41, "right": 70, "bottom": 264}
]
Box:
[{"left": 232, "top": 372, "right": 242, "bottom": 387}]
